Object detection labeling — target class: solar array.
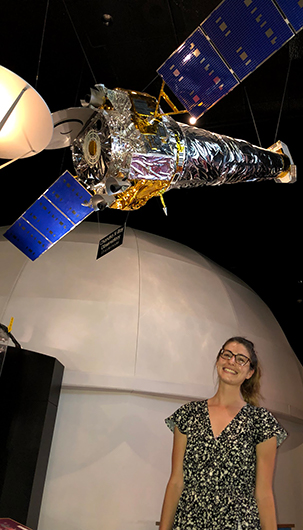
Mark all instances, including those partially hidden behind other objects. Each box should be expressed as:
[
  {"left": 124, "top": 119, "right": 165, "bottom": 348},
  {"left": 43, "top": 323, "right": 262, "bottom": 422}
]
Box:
[
  {"left": 158, "top": 0, "right": 303, "bottom": 118},
  {"left": 4, "top": 171, "right": 93, "bottom": 260}
]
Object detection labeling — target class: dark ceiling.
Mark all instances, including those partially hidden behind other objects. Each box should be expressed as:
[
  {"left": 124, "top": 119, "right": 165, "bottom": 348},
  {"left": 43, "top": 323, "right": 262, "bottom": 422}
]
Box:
[{"left": 1, "top": 0, "right": 302, "bottom": 363}]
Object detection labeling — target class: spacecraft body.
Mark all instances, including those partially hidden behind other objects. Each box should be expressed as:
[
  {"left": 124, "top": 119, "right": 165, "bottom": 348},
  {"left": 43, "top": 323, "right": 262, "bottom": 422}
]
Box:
[
  {"left": 4, "top": 84, "right": 295, "bottom": 261},
  {"left": 3, "top": 0, "right": 301, "bottom": 258},
  {"left": 69, "top": 84, "right": 293, "bottom": 212}
]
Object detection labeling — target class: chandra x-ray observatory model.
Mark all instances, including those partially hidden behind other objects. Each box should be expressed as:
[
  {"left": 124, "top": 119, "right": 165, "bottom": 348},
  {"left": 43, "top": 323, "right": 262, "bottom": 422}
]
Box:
[{"left": 2, "top": 0, "right": 302, "bottom": 260}]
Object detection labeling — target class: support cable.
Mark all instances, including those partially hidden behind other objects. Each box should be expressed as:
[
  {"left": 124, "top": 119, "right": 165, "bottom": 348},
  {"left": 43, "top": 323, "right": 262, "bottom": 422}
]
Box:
[
  {"left": 35, "top": 0, "right": 50, "bottom": 89},
  {"left": 274, "top": 58, "right": 292, "bottom": 143},
  {"left": 61, "top": 0, "right": 97, "bottom": 84},
  {"left": 244, "top": 86, "right": 262, "bottom": 147}
]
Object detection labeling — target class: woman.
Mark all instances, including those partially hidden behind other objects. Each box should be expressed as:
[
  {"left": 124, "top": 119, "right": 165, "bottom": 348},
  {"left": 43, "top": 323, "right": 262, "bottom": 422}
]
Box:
[{"left": 159, "top": 337, "right": 287, "bottom": 530}]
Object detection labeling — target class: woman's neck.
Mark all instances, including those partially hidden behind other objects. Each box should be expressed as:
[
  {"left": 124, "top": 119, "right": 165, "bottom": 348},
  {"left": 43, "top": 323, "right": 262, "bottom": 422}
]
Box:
[{"left": 209, "top": 382, "right": 246, "bottom": 408}]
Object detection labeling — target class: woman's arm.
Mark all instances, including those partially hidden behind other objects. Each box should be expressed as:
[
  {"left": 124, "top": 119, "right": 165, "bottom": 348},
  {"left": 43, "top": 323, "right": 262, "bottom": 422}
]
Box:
[
  {"left": 159, "top": 426, "right": 187, "bottom": 530},
  {"left": 255, "top": 436, "right": 278, "bottom": 530}
]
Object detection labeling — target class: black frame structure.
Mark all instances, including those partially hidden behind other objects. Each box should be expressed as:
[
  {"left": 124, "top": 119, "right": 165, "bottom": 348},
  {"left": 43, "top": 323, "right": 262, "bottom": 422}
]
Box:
[{"left": 0, "top": 346, "right": 64, "bottom": 529}]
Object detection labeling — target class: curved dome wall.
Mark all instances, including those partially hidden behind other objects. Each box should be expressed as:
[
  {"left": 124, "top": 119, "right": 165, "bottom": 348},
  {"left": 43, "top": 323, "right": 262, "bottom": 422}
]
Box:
[{"left": 0, "top": 223, "right": 302, "bottom": 421}]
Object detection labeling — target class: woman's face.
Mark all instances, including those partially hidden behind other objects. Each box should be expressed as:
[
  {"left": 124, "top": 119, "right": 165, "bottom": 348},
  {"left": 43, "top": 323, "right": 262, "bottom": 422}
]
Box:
[{"left": 216, "top": 341, "right": 255, "bottom": 386}]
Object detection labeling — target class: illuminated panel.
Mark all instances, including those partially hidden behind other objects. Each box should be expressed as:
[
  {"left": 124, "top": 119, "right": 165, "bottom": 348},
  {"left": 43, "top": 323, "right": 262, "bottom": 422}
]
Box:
[
  {"left": 4, "top": 171, "right": 93, "bottom": 260},
  {"left": 157, "top": 27, "right": 239, "bottom": 117},
  {"left": 275, "top": 0, "right": 303, "bottom": 32},
  {"left": 201, "top": 0, "right": 294, "bottom": 81}
]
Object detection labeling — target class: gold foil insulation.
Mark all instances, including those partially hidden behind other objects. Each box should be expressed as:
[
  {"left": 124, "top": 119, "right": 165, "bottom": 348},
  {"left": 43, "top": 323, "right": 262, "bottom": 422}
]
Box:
[
  {"left": 111, "top": 180, "right": 171, "bottom": 211},
  {"left": 268, "top": 140, "right": 296, "bottom": 183}
]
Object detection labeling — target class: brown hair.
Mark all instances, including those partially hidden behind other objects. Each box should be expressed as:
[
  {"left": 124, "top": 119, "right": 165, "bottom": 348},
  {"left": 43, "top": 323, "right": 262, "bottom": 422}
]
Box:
[{"left": 217, "top": 337, "right": 262, "bottom": 407}]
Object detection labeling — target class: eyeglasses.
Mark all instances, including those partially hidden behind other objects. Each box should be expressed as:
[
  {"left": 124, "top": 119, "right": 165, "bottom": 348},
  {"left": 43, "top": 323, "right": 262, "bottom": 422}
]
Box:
[{"left": 219, "top": 349, "right": 251, "bottom": 366}]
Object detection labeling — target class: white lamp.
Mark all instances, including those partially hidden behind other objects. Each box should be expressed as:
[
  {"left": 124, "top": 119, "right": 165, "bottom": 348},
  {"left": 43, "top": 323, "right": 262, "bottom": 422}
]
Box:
[{"left": 0, "top": 65, "right": 53, "bottom": 163}]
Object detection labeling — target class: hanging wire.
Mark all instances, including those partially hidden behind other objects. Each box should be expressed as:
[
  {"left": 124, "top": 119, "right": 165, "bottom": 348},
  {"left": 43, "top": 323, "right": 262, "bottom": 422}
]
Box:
[
  {"left": 53, "top": 58, "right": 85, "bottom": 177},
  {"left": 165, "top": 0, "right": 180, "bottom": 49},
  {"left": 124, "top": 211, "right": 130, "bottom": 228},
  {"left": 274, "top": 58, "right": 291, "bottom": 143},
  {"left": 244, "top": 86, "right": 262, "bottom": 147},
  {"left": 61, "top": 0, "right": 97, "bottom": 84},
  {"left": 141, "top": 73, "right": 160, "bottom": 94},
  {"left": 35, "top": 0, "right": 50, "bottom": 89},
  {"left": 141, "top": 0, "right": 179, "bottom": 94},
  {"left": 96, "top": 207, "right": 130, "bottom": 233},
  {"left": 96, "top": 210, "right": 103, "bottom": 240}
]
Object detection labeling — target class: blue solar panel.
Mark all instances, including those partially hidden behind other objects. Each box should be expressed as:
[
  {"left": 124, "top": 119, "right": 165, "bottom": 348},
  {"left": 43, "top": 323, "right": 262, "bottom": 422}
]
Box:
[
  {"left": 45, "top": 170, "right": 92, "bottom": 223},
  {"left": 23, "top": 196, "right": 74, "bottom": 243},
  {"left": 4, "top": 171, "right": 93, "bottom": 260},
  {"left": 275, "top": 0, "right": 303, "bottom": 33},
  {"left": 201, "top": 0, "right": 294, "bottom": 81},
  {"left": 4, "top": 220, "right": 52, "bottom": 261},
  {"left": 157, "top": 26, "right": 239, "bottom": 118},
  {"left": 158, "top": 28, "right": 238, "bottom": 118}
]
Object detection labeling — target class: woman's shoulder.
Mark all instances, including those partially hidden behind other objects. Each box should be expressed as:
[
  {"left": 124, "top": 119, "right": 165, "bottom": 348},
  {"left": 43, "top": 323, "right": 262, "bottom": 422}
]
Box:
[
  {"left": 174, "top": 399, "right": 207, "bottom": 414},
  {"left": 244, "top": 403, "right": 274, "bottom": 416},
  {"left": 177, "top": 399, "right": 207, "bottom": 407},
  {"left": 244, "top": 403, "right": 288, "bottom": 446},
  {"left": 189, "top": 399, "right": 207, "bottom": 407},
  {"left": 165, "top": 400, "right": 207, "bottom": 433}
]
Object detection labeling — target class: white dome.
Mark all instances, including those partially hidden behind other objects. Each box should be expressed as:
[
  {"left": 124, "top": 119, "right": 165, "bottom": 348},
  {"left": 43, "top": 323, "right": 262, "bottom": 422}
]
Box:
[{"left": 1, "top": 222, "right": 302, "bottom": 421}]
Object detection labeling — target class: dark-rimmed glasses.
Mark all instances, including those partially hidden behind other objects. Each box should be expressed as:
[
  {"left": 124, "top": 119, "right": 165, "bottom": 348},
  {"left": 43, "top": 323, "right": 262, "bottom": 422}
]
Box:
[{"left": 219, "top": 348, "right": 251, "bottom": 367}]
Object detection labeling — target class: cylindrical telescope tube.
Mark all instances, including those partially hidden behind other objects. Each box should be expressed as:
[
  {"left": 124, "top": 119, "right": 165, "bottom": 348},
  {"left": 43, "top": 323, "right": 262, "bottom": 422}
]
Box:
[{"left": 170, "top": 124, "right": 290, "bottom": 190}]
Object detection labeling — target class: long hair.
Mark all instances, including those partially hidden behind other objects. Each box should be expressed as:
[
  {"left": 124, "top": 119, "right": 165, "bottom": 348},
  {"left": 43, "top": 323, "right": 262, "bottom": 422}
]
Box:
[{"left": 217, "top": 337, "right": 262, "bottom": 407}]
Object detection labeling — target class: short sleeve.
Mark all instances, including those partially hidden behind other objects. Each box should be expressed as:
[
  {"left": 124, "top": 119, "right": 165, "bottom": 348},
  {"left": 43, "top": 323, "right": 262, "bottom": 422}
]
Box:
[
  {"left": 165, "top": 401, "right": 193, "bottom": 435},
  {"left": 254, "top": 407, "right": 288, "bottom": 447}
]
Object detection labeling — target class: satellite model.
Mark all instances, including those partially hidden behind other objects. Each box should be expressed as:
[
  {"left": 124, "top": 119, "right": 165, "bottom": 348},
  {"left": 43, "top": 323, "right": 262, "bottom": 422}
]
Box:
[{"left": 2, "top": 0, "right": 302, "bottom": 260}]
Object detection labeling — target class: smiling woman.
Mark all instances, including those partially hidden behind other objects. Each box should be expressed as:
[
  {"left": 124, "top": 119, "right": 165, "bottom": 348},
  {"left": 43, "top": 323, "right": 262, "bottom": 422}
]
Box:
[
  {"left": 216, "top": 336, "right": 261, "bottom": 407},
  {"left": 159, "top": 337, "right": 288, "bottom": 530}
]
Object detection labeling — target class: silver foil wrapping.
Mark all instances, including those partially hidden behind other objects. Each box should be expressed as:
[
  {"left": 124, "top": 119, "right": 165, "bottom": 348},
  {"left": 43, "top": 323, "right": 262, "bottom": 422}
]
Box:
[
  {"left": 71, "top": 89, "right": 185, "bottom": 198},
  {"left": 129, "top": 153, "right": 175, "bottom": 181},
  {"left": 168, "top": 122, "right": 288, "bottom": 190},
  {"left": 68, "top": 85, "right": 292, "bottom": 210}
]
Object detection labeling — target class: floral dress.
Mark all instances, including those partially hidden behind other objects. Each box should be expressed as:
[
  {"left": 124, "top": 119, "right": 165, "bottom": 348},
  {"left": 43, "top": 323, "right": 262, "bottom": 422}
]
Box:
[{"left": 165, "top": 400, "right": 287, "bottom": 530}]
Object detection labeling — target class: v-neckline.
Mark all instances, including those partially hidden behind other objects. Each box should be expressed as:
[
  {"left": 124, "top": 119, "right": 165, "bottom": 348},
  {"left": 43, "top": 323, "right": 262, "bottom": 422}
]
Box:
[{"left": 206, "top": 400, "right": 248, "bottom": 440}]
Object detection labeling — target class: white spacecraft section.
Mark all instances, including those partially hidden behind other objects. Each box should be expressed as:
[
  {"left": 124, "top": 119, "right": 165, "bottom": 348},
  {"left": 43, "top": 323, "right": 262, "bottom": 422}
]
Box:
[{"left": 0, "top": 222, "right": 302, "bottom": 421}]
